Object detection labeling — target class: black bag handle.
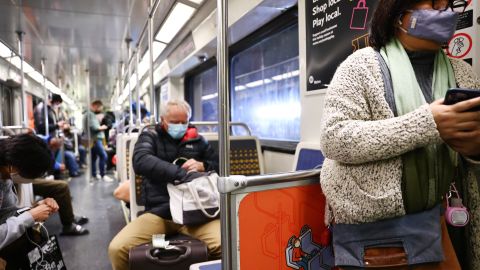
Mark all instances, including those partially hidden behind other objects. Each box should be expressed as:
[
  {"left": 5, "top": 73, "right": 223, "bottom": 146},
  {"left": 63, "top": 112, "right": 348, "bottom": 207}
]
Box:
[{"left": 148, "top": 245, "right": 191, "bottom": 265}]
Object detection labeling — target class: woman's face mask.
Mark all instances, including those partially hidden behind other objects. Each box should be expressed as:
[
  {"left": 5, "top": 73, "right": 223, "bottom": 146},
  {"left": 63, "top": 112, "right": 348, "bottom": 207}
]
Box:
[{"left": 398, "top": 9, "right": 459, "bottom": 44}]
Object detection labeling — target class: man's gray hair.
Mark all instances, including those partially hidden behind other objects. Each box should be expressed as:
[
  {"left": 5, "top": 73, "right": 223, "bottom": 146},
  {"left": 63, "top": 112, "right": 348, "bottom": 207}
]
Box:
[{"left": 160, "top": 99, "right": 192, "bottom": 119}]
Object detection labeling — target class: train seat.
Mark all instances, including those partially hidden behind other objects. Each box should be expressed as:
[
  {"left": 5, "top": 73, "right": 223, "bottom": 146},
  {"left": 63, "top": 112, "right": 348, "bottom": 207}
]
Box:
[
  {"left": 15, "top": 183, "right": 35, "bottom": 207},
  {"left": 201, "top": 134, "right": 265, "bottom": 176},
  {"left": 292, "top": 142, "right": 324, "bottom": 171},
  {"left": 116, "top": 133, "right": 139, "bottom": 183},
  {"left": 128, "top": 135, "right": 145, "bottom": 221},
  {"left": 189, "top": 259, "right": 221, "bottom": 270}
]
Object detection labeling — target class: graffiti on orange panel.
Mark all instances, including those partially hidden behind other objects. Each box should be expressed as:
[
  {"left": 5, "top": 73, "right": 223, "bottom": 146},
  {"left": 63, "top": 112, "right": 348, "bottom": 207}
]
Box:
[{"left": 238, "top": 184, "right": 334, "bottom": 269}]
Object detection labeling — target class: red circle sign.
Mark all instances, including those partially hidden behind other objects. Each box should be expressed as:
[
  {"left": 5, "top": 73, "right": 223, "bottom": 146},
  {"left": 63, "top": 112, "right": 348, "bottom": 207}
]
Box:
[{"left": 447, "top": 33, "right": 472, "bottom": 59}]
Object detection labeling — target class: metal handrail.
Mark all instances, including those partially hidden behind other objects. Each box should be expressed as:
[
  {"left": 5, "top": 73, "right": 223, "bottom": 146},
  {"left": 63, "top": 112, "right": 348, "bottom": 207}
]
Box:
[
  {"left": 218, "top": 169, "right": 321, "bottom": 193},
  {"left": 191, "top": 121, "right": 252, "bottom": 136},
  {"left": 0, "top": 126, "right": 36, "bottom": 134}
]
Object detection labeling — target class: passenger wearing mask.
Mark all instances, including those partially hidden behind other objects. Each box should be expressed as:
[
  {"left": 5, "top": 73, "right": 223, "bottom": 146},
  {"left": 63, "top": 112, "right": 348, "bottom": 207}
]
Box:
[
  {"left": 33, "top": 94, "right": 65, "bottom": 136},
  {"left": 0, "top": 134, "right": 58, "bottom": 268},
  {"left": 108, "top": 100, "right": 220, "bottom": 270},
  {"left": 320, "top": 0, "right": 479, "bottom": 269},
  {"left": 84, "top": 100, "right": 113, "bottom": 182}
]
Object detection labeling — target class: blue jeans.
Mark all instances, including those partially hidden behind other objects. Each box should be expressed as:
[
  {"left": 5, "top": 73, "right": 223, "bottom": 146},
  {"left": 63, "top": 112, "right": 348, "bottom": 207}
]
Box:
[
  {"left": 78, "top": 145, "right": 87, "bottom": 165},
  {"left": 64, "top": 150, "right": 79, "bottom": 176},
  {"left": 91, "top": 139, "right": 107, "bottom": 177},
  {"left": 296, "top": 258, "right": 309, "bottom": 270}
]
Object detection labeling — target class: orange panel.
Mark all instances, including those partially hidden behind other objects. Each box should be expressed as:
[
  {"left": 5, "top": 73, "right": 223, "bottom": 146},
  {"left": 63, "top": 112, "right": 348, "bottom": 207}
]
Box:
[{"left": 238, "top": 184, "right": 335, "bottom": 270}]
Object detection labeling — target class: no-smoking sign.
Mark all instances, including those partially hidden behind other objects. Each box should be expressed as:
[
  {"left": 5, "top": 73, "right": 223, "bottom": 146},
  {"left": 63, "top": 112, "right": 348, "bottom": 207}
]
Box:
[{"left": 447, "top": 33, "right": 473, "bottom": 59}]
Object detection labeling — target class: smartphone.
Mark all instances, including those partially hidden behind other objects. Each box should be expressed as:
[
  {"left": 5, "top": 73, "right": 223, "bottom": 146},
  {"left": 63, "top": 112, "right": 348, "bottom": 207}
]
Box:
[{"left": 444, "top": 88, "right": 480, "bottom": 111}]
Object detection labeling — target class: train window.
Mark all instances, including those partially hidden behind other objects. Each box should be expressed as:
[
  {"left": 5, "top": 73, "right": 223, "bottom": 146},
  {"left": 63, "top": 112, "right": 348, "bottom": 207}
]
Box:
[
  {"left": 0, "top": 84, "right": 13, "bottom": 126},
  {"left": 185, "top": 61, "right": 218, "bottom": 122},
  {"left": 231, "top": 23, "right": 300, "bottom": 141}
]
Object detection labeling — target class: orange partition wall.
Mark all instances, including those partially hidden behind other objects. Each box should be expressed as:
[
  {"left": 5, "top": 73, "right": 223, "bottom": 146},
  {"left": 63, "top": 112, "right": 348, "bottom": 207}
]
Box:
[{"left": 238, "top": 184, "right": 334, "bottom": 270}]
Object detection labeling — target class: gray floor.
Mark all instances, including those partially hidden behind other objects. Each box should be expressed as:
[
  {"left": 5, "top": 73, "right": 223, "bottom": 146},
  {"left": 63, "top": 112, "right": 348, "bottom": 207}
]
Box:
[{"left": 44, "top": 175, "right": 125, "bottom": 270}]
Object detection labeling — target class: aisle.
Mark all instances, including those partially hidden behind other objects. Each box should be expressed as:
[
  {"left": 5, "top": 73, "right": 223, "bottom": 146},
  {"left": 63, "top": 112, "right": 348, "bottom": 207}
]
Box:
[{"left": 44, "top": 175, "right": 125, "bottom": 270}]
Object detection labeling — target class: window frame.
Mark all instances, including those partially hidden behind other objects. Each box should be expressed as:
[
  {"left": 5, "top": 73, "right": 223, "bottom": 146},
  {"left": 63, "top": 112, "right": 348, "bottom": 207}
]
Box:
[{"left": 184, "top": 7, "right": 300, "bottom": 153}]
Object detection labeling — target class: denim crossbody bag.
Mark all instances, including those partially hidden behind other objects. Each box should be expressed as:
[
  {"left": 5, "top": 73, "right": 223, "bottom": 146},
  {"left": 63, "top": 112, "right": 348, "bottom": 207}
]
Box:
[{"left": 332, "top": 204, "right": 443, "bottom": 268}]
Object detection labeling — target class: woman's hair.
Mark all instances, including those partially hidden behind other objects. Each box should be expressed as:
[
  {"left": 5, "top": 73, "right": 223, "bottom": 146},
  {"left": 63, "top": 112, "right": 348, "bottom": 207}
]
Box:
[
  {"left": 369, "top": 0, "right": 451, "bottom": 49},
  {"left": 0, "top": 134, "right": 52, "bottom": 178}
]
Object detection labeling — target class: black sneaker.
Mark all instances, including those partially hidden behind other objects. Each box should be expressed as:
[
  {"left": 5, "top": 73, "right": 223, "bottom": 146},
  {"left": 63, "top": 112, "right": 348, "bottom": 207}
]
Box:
[
  {"left": 61, "top": 224, "right": 89, "bottom": 236},
  {"left": 74, "top": 216, "right": 89, "bottom": 225}
]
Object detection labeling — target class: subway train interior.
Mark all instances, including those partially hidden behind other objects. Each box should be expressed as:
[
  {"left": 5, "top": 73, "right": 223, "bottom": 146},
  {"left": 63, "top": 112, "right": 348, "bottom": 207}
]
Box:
[{"left": 0, "top": 0, "right": 479, "bottom": 269}]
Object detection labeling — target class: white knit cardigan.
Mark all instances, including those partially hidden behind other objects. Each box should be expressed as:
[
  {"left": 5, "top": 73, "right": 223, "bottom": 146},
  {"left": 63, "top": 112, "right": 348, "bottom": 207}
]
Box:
[{"left": 319, "top": 46, "right": 480, "bottom": 267}]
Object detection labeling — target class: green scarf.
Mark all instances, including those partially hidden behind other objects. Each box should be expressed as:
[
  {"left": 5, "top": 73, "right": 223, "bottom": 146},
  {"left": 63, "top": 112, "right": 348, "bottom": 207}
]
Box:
[{"left": 380, "top": 38, "right": 457, "bottom": 213}]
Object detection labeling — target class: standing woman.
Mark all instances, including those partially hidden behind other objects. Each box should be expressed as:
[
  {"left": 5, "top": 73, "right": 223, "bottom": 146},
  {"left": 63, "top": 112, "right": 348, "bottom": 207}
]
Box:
[{"left": 319, "top": 0, "right": 480, "bottom": 269}]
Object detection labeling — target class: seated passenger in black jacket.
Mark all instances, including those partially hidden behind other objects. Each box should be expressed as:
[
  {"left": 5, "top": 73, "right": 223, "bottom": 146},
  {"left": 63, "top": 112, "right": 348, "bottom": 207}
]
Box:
[{"left": 108, "top": 100, "right": 219, "bottom": 270}]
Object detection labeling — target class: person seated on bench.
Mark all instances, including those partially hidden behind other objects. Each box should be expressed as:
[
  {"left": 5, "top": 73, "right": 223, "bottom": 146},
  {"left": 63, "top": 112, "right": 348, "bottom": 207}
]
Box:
[
  {"left": 108, "top": 100, "right": 220, "bottom": 270},
  {"left": 0, "top": 134, "right": 58, "bottom": 268}
]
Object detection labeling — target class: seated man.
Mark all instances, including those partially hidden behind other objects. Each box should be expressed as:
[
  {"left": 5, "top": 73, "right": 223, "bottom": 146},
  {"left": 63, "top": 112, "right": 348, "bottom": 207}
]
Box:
[
  {"left": 0, "top": 134, "right": 59, "bottom": 268},
  {"left": 108, "top": 100, "right": 220, "bottom": 270}
]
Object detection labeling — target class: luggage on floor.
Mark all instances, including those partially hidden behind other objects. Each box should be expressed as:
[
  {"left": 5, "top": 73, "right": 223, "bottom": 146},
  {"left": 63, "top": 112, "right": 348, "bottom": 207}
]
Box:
[{"left": 129, "top": 234, "right": 208, "bottom": 270}]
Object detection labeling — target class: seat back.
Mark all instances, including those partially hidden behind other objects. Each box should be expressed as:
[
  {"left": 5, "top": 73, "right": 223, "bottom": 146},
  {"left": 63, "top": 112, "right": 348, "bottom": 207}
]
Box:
[
  {"left": 201, "top": 134, "right": 264, "bottom": 175},
  {"left": 128, "top": 135, "right": 145, "bottom": 220},
  {"left": 116, "top": 133, "right": 138, "bottom": 183},
  {"left": 15, "top": 183, "right": 35, "bottom": 207},
  {"left": 292, "top": 142, "right": 324, "bottom": 171}
]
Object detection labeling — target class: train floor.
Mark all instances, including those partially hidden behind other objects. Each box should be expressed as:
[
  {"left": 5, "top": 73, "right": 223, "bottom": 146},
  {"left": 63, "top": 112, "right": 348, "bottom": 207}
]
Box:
[{"left": 43, "top": 172, "right": 125, "bottom": 270}]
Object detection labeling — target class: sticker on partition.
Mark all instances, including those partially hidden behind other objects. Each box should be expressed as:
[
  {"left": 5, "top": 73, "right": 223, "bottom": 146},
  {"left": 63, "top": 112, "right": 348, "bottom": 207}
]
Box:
[
  {"left": 285, "top": 225, "right": 335, "bottom": 270},
  {"left": 350, "top": 0, "right": 369, "bottom": 30},
  {"left": 447, "top": 33, "right": 473, "bottom": 59},
  {"left": 456, "top": 10, "right": 473, "bottom": 30}
]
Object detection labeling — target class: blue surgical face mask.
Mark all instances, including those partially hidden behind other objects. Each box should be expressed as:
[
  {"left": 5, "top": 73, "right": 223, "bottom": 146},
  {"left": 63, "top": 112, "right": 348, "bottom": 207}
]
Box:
[
  {"left": 167, "top": 123, "right": 188, "bottom": 139},
  {"left": 399, "top": 9, "right": 459, "bottom": 44}
]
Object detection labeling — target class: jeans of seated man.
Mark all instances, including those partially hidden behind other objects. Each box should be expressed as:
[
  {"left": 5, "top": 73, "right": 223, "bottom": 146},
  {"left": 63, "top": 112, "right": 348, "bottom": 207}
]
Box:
[
  {"left": 64, "top": 151, "right": 80, "bottom": 177},
  {"left": 78, "top": 145, "right": 87, "bottom": 166},
  {"left": 108, "top": 213, "right": 221, "bottom": 270},
  {"left": 91, "top": 139, "right": 107, "bottom": 177}
]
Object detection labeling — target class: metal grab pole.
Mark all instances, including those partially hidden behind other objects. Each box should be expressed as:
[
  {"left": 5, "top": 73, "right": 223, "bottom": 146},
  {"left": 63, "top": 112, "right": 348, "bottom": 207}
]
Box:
[
  {"left": 135, "top": 48, "right": 141, "bottom": 126},
  {"left": 41, "top": 58, "right": 49, "bottom": 137},
  {"left": 85, "top": 69, "right": 92, "bottom": 183},
  {"left": 216, "top": 0, "right": 231, "bottom": 269},
  {"left": 16, "top": 31, "right": 27, "bottom": 128},
  {"left": 126, "top": 38, "right": 134, "bottom": 128},
  {"left": 148, "top": 0, "right": 156, "bottom": 123}
]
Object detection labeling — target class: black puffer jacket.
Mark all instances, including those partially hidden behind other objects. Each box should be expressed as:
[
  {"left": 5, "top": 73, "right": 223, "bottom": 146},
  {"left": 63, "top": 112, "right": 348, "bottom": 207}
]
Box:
[{"left": 132, "top": 125, "right": 218, "bottom": 219}]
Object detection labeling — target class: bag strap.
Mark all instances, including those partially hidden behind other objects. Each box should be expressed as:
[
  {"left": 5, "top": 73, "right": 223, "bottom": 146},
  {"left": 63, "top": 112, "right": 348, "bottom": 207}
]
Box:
[
  {"left": 186, "top": 175, "right": 220, "bottom": 218},
  {"left": 374, "top": 49, "right": 398, "bottom": 117}
]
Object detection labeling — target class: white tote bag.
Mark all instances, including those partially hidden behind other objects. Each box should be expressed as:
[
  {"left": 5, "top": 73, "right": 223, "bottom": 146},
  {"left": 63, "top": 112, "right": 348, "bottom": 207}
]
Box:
[{"left": 167, "top": 172, "right": 220, "bottom": 225}]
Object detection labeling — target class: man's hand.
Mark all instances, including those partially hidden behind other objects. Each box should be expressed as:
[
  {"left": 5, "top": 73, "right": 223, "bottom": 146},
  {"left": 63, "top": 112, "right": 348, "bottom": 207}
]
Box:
[
  {"left": 37, "top": 198, "right": 59, "bottom": 213},
  {"left": 99, "top": 125, "right": 108, "bottom": 131},
  {"left": 181, "top": 159, "right": 205, "bottom": 172},
  {"left": 430, "top": 97, "right": 480, "bottom": 156},
  {"left": 59, "top": 164, "right": 66, "bottom": 171},
  {"left": 28, "top": 204, "right": 52, "bottom": 222}
]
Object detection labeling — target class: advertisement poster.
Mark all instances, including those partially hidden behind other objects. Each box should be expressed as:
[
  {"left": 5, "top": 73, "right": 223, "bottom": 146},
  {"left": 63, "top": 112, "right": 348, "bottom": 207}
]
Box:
[{"left": 305, "top": 0, "right": 379, "bottom": 91}]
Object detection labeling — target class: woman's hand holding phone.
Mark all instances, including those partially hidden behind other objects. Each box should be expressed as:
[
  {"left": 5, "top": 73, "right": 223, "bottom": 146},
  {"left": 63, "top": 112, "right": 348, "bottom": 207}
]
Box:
[{"left": 431, "top": 95, "right": 480, "bottom": 157}]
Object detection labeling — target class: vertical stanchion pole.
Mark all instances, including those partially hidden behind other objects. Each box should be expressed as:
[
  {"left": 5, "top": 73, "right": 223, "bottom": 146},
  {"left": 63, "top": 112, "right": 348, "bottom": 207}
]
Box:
[
  {"left": 85, "top": 69, "right": 92, "bottom": 183},
  {"left": 217, "top": 0, "right": 231, "bottom": 269},
  {"left": 135, "top": 48, "right": 141, "bottom": 126},
  {"left": 41, "top": 58, "right": 49, "bottom": 137},
  {"left": 148, "top": 0, "right": 157, "bottom": 123},
  {"left": 126, "top": 38, "right": 133, "bottom": 129},
  {"left": 16, "top": 31, "right": 27, "bottom": 128}
]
